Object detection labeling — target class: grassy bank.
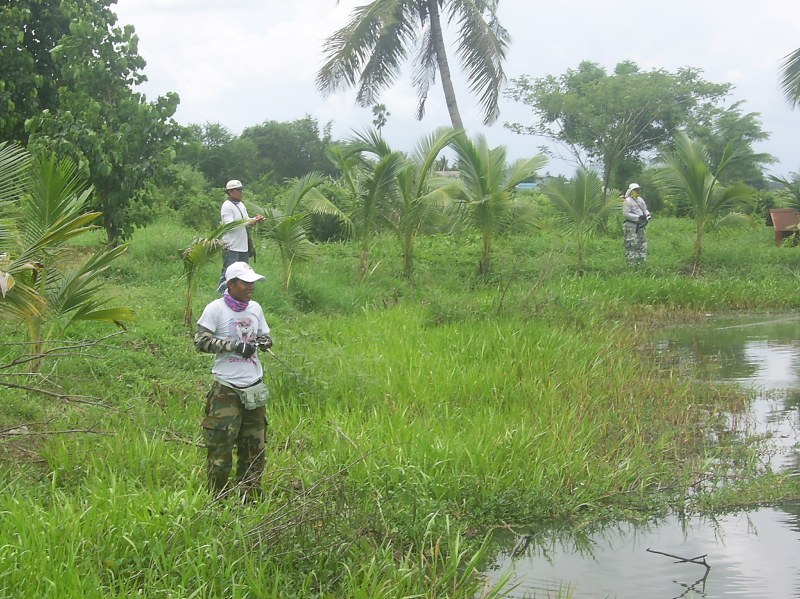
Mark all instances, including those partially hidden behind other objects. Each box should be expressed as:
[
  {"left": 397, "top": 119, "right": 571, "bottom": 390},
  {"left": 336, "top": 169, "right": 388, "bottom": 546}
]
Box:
[{"left": 1, "top": 216, "right": 799, "bottom": 597}]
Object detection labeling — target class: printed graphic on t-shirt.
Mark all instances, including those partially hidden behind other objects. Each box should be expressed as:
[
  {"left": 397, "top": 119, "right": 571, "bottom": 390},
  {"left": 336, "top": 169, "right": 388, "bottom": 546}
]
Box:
[
  {"left": 229, "top": 316, "right": 258, "bottom": 363},
  {"left": 235, "top": 316, "right": 257, "bottom": 343}
]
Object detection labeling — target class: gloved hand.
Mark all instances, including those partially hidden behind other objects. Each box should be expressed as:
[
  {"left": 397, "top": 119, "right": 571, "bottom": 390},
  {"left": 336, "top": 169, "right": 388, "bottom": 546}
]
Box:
[
  {"left": 257, "top": 335, "right": 273, "bottom": 350},
  {"left": 233, "top": 342, "right": 257, "bottom": 359}
]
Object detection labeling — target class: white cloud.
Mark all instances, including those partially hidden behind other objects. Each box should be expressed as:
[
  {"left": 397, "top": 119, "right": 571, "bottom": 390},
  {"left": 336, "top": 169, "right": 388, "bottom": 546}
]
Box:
[{"left": 115, "top": 0, "right": 800, "bottom": 174}]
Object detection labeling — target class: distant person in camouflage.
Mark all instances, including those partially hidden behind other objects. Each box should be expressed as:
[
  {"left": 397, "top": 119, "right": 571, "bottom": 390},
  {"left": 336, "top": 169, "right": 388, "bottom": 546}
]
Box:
[
  {"left": 622, "top": 183, "right": 652, "bottom": 267},
  {"left": 194, "top": 262, "right": 273, "bottom": 500}
]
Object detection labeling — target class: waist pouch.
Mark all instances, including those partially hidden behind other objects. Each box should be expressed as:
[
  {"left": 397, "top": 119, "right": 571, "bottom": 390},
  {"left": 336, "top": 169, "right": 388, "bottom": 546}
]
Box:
[
  {"left": 240, "top": 381, "right": 269, "bottom": 410},
  {"left": 215, "top": 377, "right": 269, "bottom": 410}
]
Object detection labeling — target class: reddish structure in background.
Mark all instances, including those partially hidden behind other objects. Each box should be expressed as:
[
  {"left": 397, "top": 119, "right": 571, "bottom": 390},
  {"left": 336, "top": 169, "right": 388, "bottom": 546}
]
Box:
[{"left": 767, "top": 208, "right": 800, "bottom": 246}]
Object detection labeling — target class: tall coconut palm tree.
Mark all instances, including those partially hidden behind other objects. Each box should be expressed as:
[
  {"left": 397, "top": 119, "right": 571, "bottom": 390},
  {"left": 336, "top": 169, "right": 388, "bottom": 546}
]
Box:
[
  {"left": 654, "top": 133, "right": 756, "bottom": 273},
  {"left": 543, "top": 169, "right": 621, "bottom": 272},
  {"left": 317, "top": 0, "right": 510, "bottom": 129},
  {"left": 451, "top": 133, "right": 547, "bottom": 274},
  {"left": 779, "top": 47, "right": 800, "bottom": 108},
  {"left": 352, "top": 127, "right": 460, "bottom": 276},
  {"left": 1, "top": 150, "right": 132, "bottom": 365}
]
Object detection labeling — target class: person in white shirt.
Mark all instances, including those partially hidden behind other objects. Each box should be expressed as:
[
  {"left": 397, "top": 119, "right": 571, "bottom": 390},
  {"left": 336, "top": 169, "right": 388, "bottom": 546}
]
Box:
[
  {"left": 622, "top": 183, "right": 652, "bottom": 267},
  {"left": 216, "top": 179, "right": 264, "bottom": 293},
  {"left": 195, "top": 262, "right": 273, "bottom": 500}
]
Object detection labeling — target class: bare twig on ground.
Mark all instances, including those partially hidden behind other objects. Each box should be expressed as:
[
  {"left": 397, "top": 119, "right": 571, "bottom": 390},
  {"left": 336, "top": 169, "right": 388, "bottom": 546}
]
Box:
[
  {"left": 0, "top": 427, "right": 112, "bottom": 438},
  {"left": 0, "top": 331, "right": 127, "bottom": 370},
  {"left": 647, "top": 547, "right": 711, "bottom": 568}
]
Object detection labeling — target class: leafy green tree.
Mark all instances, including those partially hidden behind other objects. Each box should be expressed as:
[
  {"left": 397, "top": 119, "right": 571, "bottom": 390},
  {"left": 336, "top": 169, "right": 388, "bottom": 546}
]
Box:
[
  {"left": 178, "top": 123, "right": 261, "bottom": 190},
  {"left": 451, "top": 133, "right": 547, "bottom": 274},
  {"left": 22, "top": 0, "right": 180, "bottom": 245},
  {"left": 329, "top": 135, "right": 405, "bottom": 280},
  {"left": 240, "top": 116, "right": 337, "bottom": 184},
  {"left": 543, "top": 169, "right": 620, "bottom": 271},
  {"left": 250, "top": 173, "right": 350, "bottom": 292},
  {"left": 653, "top": 133, "right": 756, "bottom": 273},
  {"left": 354, "top": 128, "right": 460, "bottom": 276},
  {"left": 0, "top": 1, "right": 65, "bottom": 143},
  {"left": 0, "top": 146, "right": 132, "bottom": 365},
  {"left": 779, "top": 47, "right": 800, "bottom": 108},
  {"left": 317, "top": 0, "right": 510, "bottom": 129},
  {"left": 505, "top": 61, "right": 730, "bottom": 192},
  {"left": 685, "top": 101, "right": 775, "bottom": 187}
]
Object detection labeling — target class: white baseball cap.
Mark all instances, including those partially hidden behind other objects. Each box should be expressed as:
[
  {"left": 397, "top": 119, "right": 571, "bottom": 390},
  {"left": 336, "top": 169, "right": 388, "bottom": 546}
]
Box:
[
  {"left": 628, "top": 183, "right": 641, "bottom": 191},
  {"left": 225, "top": 262, "right": 265, "bottom": 283},
  {"left": 226, "top": 179, "right": 244, "bottom": 190}
]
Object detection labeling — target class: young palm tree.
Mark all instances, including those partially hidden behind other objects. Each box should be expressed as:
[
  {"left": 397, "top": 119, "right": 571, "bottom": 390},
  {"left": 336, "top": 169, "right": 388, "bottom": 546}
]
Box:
[
  {"left": 317, "top": 0, "right": 510, "bottom": 129},
  {"left": 353, "top": 127, "right": 461, "bottom": 276},
  {"left": 329, "top": 138, "right": 405, "bottom": 280},
  {"left": 451, "top": 133, "right": 547, "bottom": 274},
  {"left": 768, "top": 172, "right": 800, "bottom": 210},
  {"left": 252, "top": 172, "right": 350, "bottom": 292},
  {"left": 654, "top": 133, "right": 756, "bottom": 273},
  {"left": 779, "top": 47, "right": 800, "bottom": 108},
  {"left": 543, "top": 169, "right": 621, "bottom": 272},
  {"left": 1, "top": 151, "right": 132, "bottom": 364},
  {"left": 180, "top": 219, "right": 245, "bottom": 326}
]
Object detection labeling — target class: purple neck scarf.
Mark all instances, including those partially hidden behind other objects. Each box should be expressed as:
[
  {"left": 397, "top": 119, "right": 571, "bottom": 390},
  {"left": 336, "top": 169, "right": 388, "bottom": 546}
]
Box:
[{"left": 223, "top": 290, "right": 249, "bottom": 312}]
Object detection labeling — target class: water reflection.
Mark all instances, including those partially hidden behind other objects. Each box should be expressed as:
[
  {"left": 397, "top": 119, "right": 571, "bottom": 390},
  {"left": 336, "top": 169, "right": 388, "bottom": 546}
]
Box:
[
  {"left": 483, "top": 313, "right": 800, "bottom": 598},
  {"left": 486, "top": 505, "right": 800, "bottom": 598}
]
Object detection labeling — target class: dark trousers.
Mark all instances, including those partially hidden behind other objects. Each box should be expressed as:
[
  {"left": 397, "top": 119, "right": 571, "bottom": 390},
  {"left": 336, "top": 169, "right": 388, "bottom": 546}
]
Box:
[{"left": 216, "top": 249, "right": 250, "bottom": 293}]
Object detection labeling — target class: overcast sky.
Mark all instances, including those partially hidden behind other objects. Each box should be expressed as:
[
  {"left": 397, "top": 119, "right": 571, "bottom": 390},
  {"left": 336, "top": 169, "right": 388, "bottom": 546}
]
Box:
[{"left": 113, "top": 0, "right": 800, "bottom": 178}]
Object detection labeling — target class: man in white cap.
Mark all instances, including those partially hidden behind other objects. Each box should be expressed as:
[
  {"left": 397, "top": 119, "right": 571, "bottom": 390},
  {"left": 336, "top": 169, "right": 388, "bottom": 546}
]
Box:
[
  {"left": 195, "top": 261, "right": 273, "bottom": 500},
  {"left": 622, "top": 183, "right": 652, "bottom": 267},
  {"left": 216, "top": 179, "right": 265, "bottom": 293}
]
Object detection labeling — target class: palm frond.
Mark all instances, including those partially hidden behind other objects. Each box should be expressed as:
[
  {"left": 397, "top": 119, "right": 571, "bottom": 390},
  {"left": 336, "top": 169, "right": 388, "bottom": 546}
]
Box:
[
  {"left": 317, "top": 0, "right": 416, "bottom": 107},
  {"left": 49, "top": 244, "right": 132, "bottom": 327},
  {"left": 779, "top": 47, "right": 800, "bottom": 109},
  {"left": 273, "top": 213, "right": 317, "bottom": 263},
  {"left": 412, "top": 127, "right": 459, "bottom": 193},
  {"left": 180, "top": 219, "right": 246, "bottom": 278},
  {"left": 22, "top": 154, "right": 93, "bottom": 245},
  {"left": 449, "top": 0, "right": 510, "bottom": 124},
  {"left": 0, "top": 142, "right": 31, "bottom": 207},
  {"left": 411, "top": 20, "right": 437, "bottom": 120},
  {"left": 707, "top": 211, "right": 757, "bottom": 233},
  {"left": 504, "top": 155, "right": 548, "bottom": 189},
  {"left": 282, "top": 172, "right": 327, "bottom": 215},
  {"left": 0, "top": 278, "right": 45, "bottom": 321},
  {"left": 544, "top": 169, "right": 616, "bottom": 233}
]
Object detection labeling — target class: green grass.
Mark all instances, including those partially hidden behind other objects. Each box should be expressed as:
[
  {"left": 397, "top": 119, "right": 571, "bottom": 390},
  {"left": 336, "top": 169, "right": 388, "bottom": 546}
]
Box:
[{"left": 1, "top": 216, "right": 799, "bottom": 597}]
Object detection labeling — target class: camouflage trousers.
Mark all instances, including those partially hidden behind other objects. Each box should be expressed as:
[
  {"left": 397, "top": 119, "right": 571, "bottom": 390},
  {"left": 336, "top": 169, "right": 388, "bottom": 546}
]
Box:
[
  {"left": 623, "top": 222, "right": 648, "bottom": 266},
  {"left": 202, "top": 380, "right": 267, "bottom": 498}
]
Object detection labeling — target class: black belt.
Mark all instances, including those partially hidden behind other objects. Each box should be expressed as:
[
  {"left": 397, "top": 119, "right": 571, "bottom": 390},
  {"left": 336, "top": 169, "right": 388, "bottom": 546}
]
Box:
[{"left": 222, "top": 378, "right": 262, "bottom": 390}]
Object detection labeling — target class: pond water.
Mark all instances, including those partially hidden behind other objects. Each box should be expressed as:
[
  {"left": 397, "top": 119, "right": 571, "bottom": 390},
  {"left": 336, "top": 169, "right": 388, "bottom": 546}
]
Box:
[{"left": 482, "top": 313, "right": 800, "bottom": 598}]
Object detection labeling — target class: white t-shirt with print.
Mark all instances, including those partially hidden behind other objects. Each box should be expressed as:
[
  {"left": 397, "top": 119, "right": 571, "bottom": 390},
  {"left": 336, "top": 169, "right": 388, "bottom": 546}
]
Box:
[{"left": 197, "top": 298, "right": 270, "bottom": 388}]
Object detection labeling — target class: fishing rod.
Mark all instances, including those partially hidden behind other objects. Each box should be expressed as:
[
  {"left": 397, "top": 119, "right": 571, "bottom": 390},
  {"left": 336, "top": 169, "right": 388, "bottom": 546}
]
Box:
[{"left": 265, "top": 348, "right": 301, "bottom": 379}]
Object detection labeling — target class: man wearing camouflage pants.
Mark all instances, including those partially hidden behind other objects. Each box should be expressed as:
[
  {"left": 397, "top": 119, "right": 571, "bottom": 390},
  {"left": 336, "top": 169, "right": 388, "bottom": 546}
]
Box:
[
  {"left": 622, "top": 183, "right": 652, "bottom": 267},
  {"left": 194, "top": 262, "right": 273, "bottom": 500}
]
